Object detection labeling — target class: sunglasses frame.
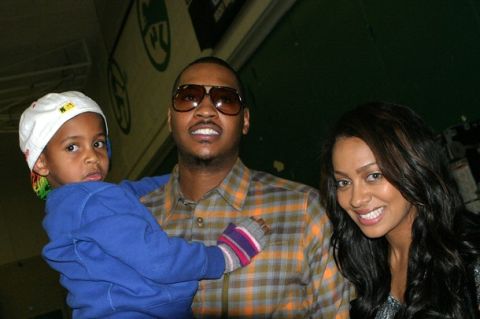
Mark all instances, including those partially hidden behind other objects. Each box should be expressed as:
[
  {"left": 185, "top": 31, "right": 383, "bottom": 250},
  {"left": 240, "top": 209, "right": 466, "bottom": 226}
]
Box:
[{"left": 172, "top": 84, "right": 244, "bottom": 116}]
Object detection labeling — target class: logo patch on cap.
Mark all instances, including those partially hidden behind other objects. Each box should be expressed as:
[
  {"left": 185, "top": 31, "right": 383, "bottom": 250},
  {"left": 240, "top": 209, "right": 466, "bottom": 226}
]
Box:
[{"left": 59, "top": 102, "right": 75, "bottom": 113}]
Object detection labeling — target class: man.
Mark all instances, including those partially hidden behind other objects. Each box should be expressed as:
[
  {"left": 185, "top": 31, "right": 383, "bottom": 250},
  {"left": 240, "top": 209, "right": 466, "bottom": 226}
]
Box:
[{"left": 142, "top": 57, "right": 351, "bottom": 318}]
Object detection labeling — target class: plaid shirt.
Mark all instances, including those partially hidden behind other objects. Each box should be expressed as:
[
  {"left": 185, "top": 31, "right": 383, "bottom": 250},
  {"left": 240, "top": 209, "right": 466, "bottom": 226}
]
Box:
[{"left": 142, "top": 159, "right": 351, "bottom": 318}]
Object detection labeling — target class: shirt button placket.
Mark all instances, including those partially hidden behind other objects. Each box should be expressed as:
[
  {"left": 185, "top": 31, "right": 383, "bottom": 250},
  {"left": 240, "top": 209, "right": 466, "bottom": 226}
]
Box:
[
  {"left": 196, "top": 216, "right": 204, "bottom": 228},
  {"left": 192, "top": 201, "right": 210, "bottom": 242}
]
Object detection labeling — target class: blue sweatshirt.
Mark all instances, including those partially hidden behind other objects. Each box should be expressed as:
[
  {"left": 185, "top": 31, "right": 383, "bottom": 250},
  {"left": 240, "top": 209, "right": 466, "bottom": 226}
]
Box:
[{"left": 42, "top": 177, "right": 225, "bottom": 318}]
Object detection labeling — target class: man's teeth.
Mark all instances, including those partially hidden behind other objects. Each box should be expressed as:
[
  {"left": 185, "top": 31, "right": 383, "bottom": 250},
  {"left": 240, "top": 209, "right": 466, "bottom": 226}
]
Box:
[
  {"left": 192, "top": 128, "right": 219, "bottom": 135},
  {"left": 359, "top": 207, "right": 383, "bottom": 220}
]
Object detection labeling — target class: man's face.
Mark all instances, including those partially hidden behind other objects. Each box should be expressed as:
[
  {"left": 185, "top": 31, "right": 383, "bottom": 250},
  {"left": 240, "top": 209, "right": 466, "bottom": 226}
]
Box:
[{"left": 168, "top": 62, "right": 250, "bottom": 165}]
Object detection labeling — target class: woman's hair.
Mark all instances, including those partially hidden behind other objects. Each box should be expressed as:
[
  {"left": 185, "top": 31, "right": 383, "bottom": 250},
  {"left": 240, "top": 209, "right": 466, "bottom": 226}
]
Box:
[{"left": 319, "top": 101, "right": 480, "bottom": 318}]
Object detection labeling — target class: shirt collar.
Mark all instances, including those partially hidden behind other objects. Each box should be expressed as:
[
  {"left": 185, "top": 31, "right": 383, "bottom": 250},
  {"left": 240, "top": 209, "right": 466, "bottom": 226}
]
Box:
[
  {"left": 216, "top": 159, "right": 251, "bottom": 210},
  {"left": 169, "top": 159, "right": 251, "bottom": 211}
]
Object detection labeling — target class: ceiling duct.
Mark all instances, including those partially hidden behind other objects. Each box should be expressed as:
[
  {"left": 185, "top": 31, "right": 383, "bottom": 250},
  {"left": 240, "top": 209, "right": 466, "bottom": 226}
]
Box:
[{"left": 0, "top": 40, "right": 91, "bottom": 133}]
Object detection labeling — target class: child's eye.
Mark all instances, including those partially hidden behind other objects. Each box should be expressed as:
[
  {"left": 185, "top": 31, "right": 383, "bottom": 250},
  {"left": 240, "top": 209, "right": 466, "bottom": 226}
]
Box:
[
  {"left": 366, "top": 172, "right": 382, "bottom": 182},
  {"left": 66, "top": 144, "right": 79, "bottom": 152},
  {"left": 94, "top": 140, "right": 105, "bottom": 148}
]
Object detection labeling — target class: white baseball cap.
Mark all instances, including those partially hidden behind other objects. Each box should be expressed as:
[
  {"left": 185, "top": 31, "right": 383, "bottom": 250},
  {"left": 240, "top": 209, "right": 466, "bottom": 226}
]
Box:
[{"left": 19, "top": 91, "right": 109, "bottom": 171}]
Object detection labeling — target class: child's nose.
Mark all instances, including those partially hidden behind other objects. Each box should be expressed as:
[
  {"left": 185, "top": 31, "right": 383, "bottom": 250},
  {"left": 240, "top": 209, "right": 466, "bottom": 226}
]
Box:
[{"left": 85, "top": 148, "right": 100, "bottom": 164}]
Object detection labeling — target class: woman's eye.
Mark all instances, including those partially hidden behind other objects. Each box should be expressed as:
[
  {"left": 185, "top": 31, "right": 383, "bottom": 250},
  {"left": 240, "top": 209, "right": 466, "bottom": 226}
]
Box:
[
  {"left": 367, "top": 172, "right": 382, "bottom": 182},
  {"left": 66, "top": 144, "right": 79, "bottom": 152},
  {"left": 335, "top": 179, "right": 350, "bottom": 188}
]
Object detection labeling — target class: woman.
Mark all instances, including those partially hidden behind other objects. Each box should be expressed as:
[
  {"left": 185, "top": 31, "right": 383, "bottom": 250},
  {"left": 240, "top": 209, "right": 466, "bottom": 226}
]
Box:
[{"left": 319, "top": 101, "right": 480, "bottom": 318}]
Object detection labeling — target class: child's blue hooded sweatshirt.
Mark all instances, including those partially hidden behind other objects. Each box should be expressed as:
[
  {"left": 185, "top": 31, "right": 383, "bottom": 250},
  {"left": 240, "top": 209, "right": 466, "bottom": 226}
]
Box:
[{"left": 42, "top": 176, "right": 225, "bottom": 318}]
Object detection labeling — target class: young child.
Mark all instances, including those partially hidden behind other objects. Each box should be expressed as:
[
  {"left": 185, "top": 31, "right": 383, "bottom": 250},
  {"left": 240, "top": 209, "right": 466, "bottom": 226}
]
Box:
[{"left": 18, "top": 91, "right": 269, "bottom": 319}]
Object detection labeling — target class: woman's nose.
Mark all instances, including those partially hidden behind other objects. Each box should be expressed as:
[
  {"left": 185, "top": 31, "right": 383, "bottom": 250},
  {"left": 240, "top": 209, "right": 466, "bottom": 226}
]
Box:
[{"left": 350, "top": 184, "right": 371, "bottom": 208}]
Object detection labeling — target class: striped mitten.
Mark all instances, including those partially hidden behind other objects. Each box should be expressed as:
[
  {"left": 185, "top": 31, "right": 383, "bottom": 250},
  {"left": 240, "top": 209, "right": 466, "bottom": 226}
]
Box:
[{"left": 217, "top": 217, "right": 269, "bottom": 273}]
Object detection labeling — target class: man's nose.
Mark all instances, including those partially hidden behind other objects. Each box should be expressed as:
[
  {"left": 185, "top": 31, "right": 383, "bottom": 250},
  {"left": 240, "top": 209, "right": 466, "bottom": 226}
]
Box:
[{"left": 194, "top": 92, "right": 217, "bottom": 117}]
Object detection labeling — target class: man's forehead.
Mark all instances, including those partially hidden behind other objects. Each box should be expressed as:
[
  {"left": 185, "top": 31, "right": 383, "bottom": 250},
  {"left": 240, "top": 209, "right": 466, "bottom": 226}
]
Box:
[{"left": 179, "top": 63, "right": 239, "bottom": 88}]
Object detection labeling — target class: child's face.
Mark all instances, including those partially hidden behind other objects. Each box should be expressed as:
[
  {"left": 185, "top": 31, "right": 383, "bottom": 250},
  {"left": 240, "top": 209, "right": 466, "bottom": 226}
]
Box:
[{"left": 34, "top": 112, "right": 109, "bottom": 188}]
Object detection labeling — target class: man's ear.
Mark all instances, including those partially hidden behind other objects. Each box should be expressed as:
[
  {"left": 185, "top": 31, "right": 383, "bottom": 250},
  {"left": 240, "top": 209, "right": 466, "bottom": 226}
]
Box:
[
  {"left": 33, "top": 153, "right": 49, "bottom": 177},
  {"left": 167, "top": 108, "right": 172, "bottom": 132},
  {"left": 242, "top": 107, "right": 250, "bottom": 135}
]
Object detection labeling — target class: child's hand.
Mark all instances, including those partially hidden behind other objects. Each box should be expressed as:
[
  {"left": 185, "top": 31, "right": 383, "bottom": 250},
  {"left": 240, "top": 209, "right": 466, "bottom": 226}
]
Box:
[
  {"left": 217, "top": 217, "right": 270, "bottom": 272},
  {"left": 251, "top": 216, "right": 271, "bottom": 235}
]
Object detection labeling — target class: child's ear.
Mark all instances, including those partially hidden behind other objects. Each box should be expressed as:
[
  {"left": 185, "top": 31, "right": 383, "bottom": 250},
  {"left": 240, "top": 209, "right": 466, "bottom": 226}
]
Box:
[{"left": 33, "top": 154, "right": 49, "bottom": 177}]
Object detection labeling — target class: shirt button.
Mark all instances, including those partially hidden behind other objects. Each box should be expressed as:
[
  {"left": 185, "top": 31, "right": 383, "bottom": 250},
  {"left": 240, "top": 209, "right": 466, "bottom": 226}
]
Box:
[{"left": 196, "top": 217, "right": 204, "bottom": 228}]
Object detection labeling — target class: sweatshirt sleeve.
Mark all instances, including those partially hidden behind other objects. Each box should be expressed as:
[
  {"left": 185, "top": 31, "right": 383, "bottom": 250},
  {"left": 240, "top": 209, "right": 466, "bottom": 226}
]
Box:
[
  {"left": 42, "top": 183, "right": 225, "bottom": 286},
  {"left": 118, "top": 174, "right": 170, "bottom": 198}
]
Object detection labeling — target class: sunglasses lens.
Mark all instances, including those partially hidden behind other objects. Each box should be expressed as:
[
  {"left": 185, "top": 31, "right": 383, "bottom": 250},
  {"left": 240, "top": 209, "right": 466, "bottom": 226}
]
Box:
[
  {"left": 210, "top": 87, "right": 242, "bottom": 115},
  {"left": 173, "top": 85, "right": 243, "bottom": 115},
  {"left": 173, "top": 85, "right": 205, "bottom": 111}
]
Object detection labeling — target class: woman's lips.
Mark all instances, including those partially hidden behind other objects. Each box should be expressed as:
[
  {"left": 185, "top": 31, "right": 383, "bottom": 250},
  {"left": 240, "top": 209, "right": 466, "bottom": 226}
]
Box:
[{"left": 356, "top": 207, "right": 384, "bottom": 225}]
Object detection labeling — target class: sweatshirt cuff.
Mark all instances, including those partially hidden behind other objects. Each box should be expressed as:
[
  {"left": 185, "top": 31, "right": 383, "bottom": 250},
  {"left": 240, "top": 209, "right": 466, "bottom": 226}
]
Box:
[{"left": 204, "top": 246, "right": 226, "bottom": 278}]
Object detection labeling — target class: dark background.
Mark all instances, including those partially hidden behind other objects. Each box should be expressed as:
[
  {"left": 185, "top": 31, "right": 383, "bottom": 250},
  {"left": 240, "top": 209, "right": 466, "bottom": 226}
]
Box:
[{"left": 157, "top": 0, "right": 480, "bottom": 189}]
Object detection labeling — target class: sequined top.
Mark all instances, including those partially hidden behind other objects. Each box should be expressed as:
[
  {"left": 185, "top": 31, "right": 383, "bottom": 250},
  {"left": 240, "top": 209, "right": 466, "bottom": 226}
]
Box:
[
  {"left": 375, "top": 259, "right": 480, "bottom": 319},
  {"left": 375, "top": 295, "right": 402, "bottom": 319}
]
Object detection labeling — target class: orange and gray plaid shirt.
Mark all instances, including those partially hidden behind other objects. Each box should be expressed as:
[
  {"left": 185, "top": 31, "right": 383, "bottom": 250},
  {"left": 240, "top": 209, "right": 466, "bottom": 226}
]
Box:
[{"left": 142, "top": 159, "right": 351, "bottom": 318}]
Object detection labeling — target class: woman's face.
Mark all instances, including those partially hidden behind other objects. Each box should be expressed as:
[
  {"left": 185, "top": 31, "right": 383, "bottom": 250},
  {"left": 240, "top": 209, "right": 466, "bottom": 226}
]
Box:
[{"left": 332, "top": 136, "right": 416, "bottom": 240}]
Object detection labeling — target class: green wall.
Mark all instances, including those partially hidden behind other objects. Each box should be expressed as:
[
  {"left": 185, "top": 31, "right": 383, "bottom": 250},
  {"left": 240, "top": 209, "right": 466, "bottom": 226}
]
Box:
[
  {"left": 238, "top": 0, "right": 480, "bottom": 187},
  {"left": 155, "top": 0, "right": 480, "bottom": 188}
]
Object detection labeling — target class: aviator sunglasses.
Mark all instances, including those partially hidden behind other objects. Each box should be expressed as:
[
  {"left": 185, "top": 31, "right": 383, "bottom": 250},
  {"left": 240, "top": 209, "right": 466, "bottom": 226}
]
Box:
[{"left": 172, "top": 84, "right": 244, "bottom": 116}]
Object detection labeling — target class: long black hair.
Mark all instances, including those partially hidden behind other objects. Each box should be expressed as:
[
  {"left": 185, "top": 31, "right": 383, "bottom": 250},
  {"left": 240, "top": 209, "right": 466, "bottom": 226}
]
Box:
[{"left": 319, "top": 101, "right": 480, "bottom": 318}]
